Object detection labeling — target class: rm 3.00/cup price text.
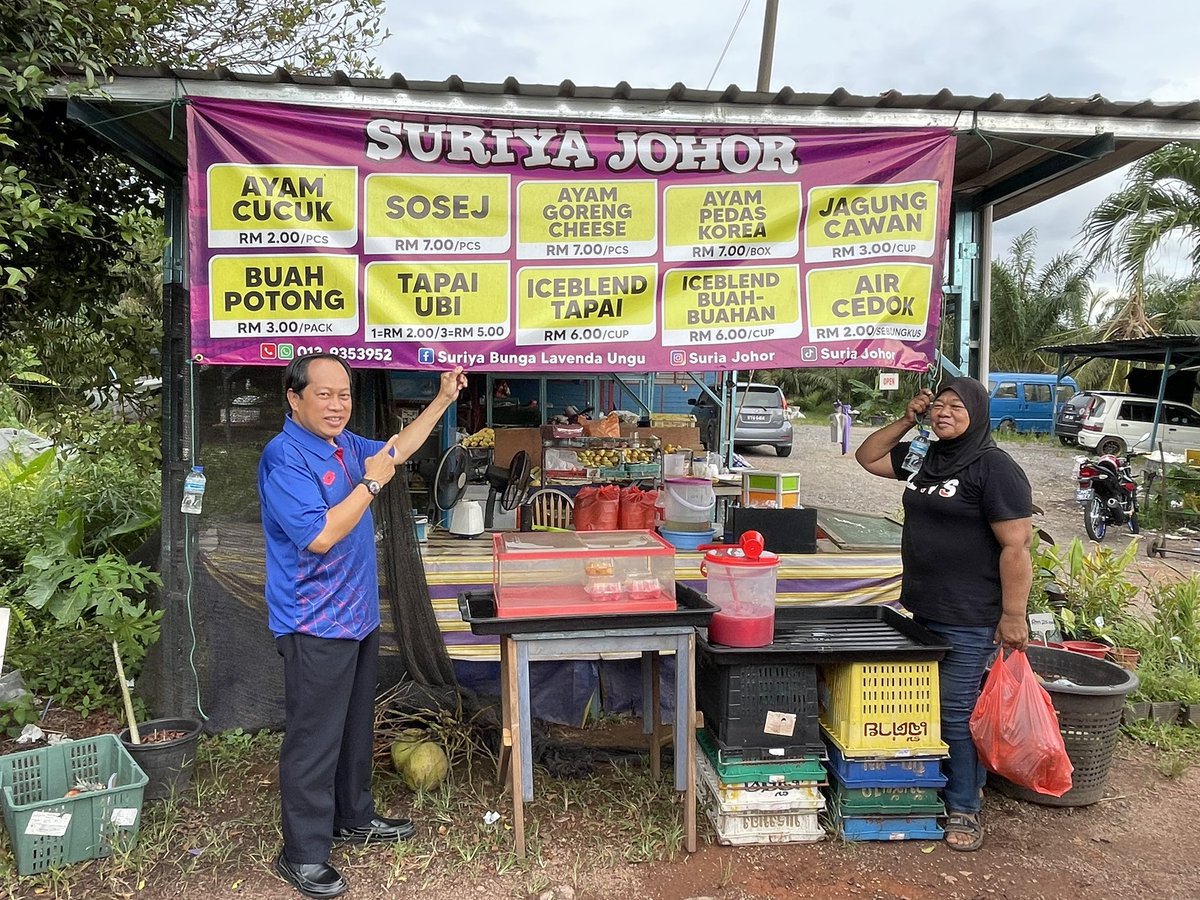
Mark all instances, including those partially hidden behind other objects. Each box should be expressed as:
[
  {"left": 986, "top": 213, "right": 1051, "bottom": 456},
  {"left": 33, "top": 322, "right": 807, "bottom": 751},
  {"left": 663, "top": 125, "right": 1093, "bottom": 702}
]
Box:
[{"left": 294, "top": 346, "right": 394, "bottom": 361}]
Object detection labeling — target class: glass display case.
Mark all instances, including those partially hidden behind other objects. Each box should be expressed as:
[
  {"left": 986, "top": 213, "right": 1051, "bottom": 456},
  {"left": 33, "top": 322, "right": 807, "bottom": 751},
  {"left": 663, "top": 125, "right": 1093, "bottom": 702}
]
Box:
[{"left": 491, "top": 530, "right": 677, "bottom": 618}]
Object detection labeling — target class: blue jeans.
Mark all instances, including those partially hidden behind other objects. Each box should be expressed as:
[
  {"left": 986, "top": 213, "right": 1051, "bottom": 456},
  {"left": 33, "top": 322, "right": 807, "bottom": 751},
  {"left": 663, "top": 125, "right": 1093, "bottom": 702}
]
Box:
[{"left": 914, "top": 616, "right": 998, "bottom": 815}]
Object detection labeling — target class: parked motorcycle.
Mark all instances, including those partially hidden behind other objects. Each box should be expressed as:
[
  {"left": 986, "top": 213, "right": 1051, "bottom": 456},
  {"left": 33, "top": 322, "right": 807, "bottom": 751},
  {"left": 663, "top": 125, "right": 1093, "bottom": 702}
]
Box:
[{"left": 1075, "top": 454, "right": 1139, "bottom": 541}]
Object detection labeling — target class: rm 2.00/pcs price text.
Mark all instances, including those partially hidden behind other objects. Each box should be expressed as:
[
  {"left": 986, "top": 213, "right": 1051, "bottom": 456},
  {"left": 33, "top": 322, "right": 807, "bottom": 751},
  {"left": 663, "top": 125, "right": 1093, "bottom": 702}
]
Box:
[
  {"left": 294, "top": 346, "right": 394, "bottom": 361},
  {"left": 238, "top": 231, "right": 331, "bottom": 246}
]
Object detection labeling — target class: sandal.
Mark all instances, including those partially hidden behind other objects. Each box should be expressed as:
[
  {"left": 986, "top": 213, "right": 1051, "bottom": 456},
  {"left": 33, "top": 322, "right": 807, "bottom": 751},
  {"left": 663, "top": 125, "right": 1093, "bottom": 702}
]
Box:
[{"left": 943, "top": 811, "right": 984, "bottom": 852}]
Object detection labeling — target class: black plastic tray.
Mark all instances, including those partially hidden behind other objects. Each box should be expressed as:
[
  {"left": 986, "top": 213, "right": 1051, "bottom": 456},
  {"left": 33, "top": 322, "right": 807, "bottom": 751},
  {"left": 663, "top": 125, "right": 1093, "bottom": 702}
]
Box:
[
  {"left": 458, "top": 583, "right": 717, "bottom": 635},
  {"left": 698, "top": 605, "right": 950, "bottom": 664}
]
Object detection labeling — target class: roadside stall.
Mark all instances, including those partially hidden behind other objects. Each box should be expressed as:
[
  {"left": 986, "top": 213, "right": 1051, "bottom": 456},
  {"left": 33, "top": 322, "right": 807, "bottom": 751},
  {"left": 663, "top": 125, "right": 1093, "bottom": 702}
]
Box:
[{"left": 52, "top": 68, "right": 1200, "bottom": 860}]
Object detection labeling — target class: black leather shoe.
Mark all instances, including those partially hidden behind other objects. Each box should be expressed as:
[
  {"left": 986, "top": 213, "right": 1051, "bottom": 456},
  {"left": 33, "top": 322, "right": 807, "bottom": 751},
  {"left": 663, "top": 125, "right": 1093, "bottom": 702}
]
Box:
[
  {"left": 274, "top": 854, "right": 349, "bottom": 898},
  {"left": 334, "top": 814, "right": 416, "bottom": 844}
]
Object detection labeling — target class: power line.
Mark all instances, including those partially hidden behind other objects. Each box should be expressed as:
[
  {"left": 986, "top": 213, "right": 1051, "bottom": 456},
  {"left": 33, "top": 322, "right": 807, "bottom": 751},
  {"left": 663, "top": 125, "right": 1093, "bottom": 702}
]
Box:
[{"left": 705, "top": 0, "right": 754, "bottom": 91}]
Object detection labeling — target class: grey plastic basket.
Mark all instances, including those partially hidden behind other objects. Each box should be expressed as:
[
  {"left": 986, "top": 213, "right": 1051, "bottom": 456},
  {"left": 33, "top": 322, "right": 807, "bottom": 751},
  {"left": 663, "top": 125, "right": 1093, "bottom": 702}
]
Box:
[{"left": 992, "top": 646, "right": 1138, "bottom": 807}]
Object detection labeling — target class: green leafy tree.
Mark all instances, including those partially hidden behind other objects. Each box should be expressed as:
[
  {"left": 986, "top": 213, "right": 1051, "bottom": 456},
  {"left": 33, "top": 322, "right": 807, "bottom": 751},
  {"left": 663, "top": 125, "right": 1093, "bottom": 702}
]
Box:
[
  {"left": 1083, "top": 142, "right": 1200, "bottom": 288},
  {"left": 989, "top": 228, "right": 1094, "bottom": 371},
  {"left": 0, "top": 0, "right": 388, "bottom": 389}
]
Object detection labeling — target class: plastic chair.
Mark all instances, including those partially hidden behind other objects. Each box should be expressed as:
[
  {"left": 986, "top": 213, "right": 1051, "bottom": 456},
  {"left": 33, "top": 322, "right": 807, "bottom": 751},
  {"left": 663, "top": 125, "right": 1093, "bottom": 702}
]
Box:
[{"left": 526, "top": 488, "right": 574, "bottom": 531}]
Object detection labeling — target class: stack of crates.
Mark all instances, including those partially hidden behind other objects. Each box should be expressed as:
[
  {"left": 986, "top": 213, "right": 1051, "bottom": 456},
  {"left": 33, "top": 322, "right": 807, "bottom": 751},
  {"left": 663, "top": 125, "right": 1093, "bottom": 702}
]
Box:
[
  {"left": 696, "top": 646, "right": 828, "bottom": 845},
  {"left": 695, "top": 729, "right": 826, "bottom": 845},
  {"left": 817, "top": 660, "right": 949, "bottom": 841}
]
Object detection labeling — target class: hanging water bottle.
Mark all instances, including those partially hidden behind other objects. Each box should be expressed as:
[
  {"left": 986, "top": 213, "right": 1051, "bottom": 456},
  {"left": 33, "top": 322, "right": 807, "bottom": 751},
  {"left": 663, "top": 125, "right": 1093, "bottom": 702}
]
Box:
[
  {"left": 902, "top": 425, "right": 931, "bottom": 474},
  {"left": 181, "top": 466, "right": 207, "bottom": 515}
]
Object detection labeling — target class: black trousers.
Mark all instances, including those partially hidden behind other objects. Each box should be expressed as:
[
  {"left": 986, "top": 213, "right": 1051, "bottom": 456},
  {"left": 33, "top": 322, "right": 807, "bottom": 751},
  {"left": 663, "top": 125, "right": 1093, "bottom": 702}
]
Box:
[{"left": 276, "top": 628, "right": 380, "bottom": 863}]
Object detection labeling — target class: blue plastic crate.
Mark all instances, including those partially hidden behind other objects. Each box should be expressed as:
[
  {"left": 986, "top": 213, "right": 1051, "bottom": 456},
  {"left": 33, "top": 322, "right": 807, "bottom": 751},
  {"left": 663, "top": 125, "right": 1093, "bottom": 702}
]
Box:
[
  {"left": 824, "top": 737, "right": 946, "bottom": 788},
  {"left": 829, "top": 806, "right": 944, "bottom": 842}
]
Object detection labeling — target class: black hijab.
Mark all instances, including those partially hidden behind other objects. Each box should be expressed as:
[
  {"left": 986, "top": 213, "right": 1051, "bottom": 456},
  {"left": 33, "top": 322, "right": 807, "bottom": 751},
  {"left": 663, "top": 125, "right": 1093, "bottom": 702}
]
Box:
[{"left": 912, "top": 376, "right": 999, "bottom": 485}]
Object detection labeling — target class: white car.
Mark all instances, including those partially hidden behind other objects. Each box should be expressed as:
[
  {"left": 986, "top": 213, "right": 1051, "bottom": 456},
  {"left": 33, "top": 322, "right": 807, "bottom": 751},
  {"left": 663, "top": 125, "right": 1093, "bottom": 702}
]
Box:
[{"left": 1076, "top": 391, "right": 1200, "bottom": 456}]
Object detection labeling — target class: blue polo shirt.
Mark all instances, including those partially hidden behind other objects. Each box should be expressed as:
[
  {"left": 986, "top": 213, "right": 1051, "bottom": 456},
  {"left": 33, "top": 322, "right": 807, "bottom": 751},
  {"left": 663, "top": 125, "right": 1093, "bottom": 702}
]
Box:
[{"left": 258, "top": 416, "right": 386, "bottom": 639}]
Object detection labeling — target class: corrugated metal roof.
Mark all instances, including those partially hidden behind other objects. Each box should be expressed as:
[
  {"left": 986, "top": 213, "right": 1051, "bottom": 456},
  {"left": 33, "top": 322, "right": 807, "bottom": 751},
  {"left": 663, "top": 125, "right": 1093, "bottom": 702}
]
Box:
[
  {"left": 1040, "top": 336, "right": 1200, "bottom": 367},
  {"left": 108, "top": 65, "right": 1200, "bottom": 121},
  {"left": 67, "top": 68, "right": 1200, "bottom": 218}
]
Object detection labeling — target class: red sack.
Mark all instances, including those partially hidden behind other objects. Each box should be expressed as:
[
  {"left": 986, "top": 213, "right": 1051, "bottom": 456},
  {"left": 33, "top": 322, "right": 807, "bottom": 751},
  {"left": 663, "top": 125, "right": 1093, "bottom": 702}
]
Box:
[
  {"left": 618, "top": 486, "right": 659, "bottom": 530},
  {"left": 968, "top": 650, "right": 1074, "bottom": 797},
  {"left": 574, "top": 484, "right": 620, "bottom": 531}
]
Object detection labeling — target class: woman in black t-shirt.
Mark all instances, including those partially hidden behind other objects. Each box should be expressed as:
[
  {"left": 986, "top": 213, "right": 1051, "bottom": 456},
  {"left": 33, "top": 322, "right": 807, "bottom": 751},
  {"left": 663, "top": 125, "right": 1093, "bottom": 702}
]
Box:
[{"left": 855, "top": 376, "right": 1033, "bottom": 852}]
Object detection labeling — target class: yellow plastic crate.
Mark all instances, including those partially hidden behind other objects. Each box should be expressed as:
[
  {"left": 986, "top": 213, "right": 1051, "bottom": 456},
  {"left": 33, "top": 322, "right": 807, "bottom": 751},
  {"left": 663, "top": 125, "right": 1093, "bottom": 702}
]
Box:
[{"left": 818, "top": 662, "right": 948, "bottom": 758}]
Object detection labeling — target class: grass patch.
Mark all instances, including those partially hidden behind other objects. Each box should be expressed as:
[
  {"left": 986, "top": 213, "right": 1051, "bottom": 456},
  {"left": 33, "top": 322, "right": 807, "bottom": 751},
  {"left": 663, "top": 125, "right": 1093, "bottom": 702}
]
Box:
[
  {"left": 1122, "top": 721, "right": 1200, "bottom": 776},
  {"left": 0, "top": 719, "right": 691, "bottom": 896}
]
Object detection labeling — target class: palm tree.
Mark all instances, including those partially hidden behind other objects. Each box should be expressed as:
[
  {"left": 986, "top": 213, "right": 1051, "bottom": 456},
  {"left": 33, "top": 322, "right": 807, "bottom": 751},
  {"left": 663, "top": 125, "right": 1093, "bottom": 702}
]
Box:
[
  {"left": 1082, "top": 142, "right": 1200, "bottom": 288},
  {"left": 989, "top": 229, "right": 1095, "bottom": 371}
]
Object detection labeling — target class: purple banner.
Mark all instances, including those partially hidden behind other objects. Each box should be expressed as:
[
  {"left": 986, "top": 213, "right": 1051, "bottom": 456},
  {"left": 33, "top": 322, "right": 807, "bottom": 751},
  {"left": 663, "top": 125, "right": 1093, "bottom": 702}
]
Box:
[{"left": 187, "top": 97, "right": 956, "bottom": 372}]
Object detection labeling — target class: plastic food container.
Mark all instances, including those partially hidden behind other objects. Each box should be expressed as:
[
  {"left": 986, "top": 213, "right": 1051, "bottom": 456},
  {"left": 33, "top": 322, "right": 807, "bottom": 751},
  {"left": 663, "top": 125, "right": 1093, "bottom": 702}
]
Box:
[
  {"left": 699, "top": 531, "right": 780, "bottom": 647},
  {"left": 661, "top": 477, "right": 716, "bottom": 532}
]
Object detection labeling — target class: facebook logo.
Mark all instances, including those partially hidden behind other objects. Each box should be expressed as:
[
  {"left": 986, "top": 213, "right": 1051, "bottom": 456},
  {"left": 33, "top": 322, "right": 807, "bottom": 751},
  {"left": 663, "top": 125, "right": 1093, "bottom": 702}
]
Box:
[
  {"left": 670, "top": 350, "right": 686, "bottom": 366},
  {"left": 418, "top": 347, "right": 434, "bottom": 364}
]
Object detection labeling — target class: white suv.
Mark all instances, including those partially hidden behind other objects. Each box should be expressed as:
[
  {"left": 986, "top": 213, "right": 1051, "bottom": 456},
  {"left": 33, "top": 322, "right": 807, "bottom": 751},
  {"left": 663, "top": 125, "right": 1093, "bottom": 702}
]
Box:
[{"left": 1076, "top": 392, "right": 1200, "bottom": 456}]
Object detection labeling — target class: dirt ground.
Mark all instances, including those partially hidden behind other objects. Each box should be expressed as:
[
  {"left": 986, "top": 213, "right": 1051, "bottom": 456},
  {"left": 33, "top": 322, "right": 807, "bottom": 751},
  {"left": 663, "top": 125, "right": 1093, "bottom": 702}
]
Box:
[{"left": 3, "top": 423, "right": 1198, "bottom": 899}]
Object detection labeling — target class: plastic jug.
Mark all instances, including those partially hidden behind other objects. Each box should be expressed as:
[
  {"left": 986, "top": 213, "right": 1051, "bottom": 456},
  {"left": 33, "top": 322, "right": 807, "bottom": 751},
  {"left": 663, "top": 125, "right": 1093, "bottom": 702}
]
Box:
[
  {"left": 661, "top": 476, "right": 716, "bottom": 532},
  {"left": 663, "top": 451, "right": 691, "bottom": 478},
  {"left": 700, "top": 531, "right": 779, "bottom": 647}
]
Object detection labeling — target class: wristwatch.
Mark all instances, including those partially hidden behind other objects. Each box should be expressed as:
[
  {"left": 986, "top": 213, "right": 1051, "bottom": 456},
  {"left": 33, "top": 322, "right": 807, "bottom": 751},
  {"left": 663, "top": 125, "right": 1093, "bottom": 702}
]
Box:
[{"left": 359, "top": 478, "right": 382, "bottom": 497}]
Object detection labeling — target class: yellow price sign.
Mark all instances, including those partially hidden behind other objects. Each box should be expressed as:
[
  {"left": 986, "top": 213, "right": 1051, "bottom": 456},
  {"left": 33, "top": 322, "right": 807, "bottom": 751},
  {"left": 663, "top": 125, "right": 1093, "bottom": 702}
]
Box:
[
  {"left": 206, "top": 164, "right": 358, "bottom": 248},
  {"left": 805, "top": 181, "right": 938, "bottom": 262},
  {"left": 364, "top": 261, "right": 510, "bottom": 342},
  {"left": 660, "top": 265, "right": 802, "bottom": 346},
  {"left": 662, "top": 183, "right": 799, "bottom": 262},
  {"left": 514, "top": 263, "right": 658, "bottom": 346},
  {"left": 363, "top": 174, "right": 510, "bottom": 254},
  {"left": 806, "top": 263, "right": 933, "bottom": 343},
  {"left": 516, "top": 180, "right": 658, "bottom": 259},
  {"left": 208, "top": 254, "right": 359, "bottom": 338}
]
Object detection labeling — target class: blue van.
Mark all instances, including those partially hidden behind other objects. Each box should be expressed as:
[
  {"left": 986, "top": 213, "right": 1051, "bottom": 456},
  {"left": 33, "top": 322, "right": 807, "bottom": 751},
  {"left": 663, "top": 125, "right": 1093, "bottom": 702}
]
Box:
[{"left": 987, "top": 372, "right": 1078, "bottom": 433}]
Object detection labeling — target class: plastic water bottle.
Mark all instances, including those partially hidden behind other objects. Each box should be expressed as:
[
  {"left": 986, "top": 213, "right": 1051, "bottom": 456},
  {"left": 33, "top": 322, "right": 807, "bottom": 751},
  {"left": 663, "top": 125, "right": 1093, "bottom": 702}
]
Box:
[
  {"left": 181, "top": 466, "right": 206, "bottom": 515},
  {"left": 902, "top": 426, "right": 931, "bottom": 474}
]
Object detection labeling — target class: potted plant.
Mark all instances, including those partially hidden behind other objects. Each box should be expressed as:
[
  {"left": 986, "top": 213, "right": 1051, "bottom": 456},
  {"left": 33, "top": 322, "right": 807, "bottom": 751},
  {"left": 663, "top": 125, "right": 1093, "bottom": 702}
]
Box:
[{"left": 112, "top": 643, "right": 203, "bottom": 802}]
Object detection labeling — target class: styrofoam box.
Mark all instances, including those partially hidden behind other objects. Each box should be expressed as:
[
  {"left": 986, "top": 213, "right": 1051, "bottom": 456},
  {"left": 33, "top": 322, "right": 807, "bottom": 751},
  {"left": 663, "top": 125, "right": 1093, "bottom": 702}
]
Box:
[
  {"left": 696, "top": 746, "right": 825, "bottom": 814},
  {"left": 698, "top": 769, "right": 825, "bottom": 845}
]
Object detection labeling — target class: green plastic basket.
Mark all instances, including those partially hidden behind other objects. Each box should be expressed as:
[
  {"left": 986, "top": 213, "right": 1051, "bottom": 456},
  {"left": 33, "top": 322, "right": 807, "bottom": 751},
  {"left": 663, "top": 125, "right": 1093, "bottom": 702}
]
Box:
[
  {"left": 829, "top": 779, "right": 944, "bottom": 816},
  {"left": 0, "top": 735, "right": 148, "bottom": 876},
  {"left": 696, "top": 728, "right": 826, "bottom": 784}
]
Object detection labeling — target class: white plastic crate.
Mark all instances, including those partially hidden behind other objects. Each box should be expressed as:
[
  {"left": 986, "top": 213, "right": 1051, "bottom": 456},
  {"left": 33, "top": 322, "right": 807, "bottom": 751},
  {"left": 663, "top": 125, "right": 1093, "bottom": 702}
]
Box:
[
  {"left": 698, "top": 769, "right": 825, "bottom": 845},
  {"left": 696, "top": 746, "right": 825, "bottom": 814}
]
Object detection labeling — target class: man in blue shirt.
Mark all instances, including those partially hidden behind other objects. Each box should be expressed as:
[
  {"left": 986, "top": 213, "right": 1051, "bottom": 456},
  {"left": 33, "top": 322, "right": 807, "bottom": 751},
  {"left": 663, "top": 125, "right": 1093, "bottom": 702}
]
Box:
[{"left": 259, "top": 352, "right": 465, "bottom": 898}]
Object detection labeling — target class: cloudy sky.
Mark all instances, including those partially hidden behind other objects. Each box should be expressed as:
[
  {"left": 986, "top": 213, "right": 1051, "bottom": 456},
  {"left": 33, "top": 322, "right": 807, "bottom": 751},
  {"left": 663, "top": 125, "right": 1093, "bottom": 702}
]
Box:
[{"left": 378, "top": 0, "right": 1200, "bottom": 283}]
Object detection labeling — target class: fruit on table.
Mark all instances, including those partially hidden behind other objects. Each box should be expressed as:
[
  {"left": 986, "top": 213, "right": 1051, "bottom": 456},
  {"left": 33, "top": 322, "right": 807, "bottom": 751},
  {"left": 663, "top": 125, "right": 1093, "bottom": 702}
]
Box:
[
  {"left": 462, "top": 427, "right": 495, "bottom": 448},
  {"left": 577, "top": 448, "right": 623, "bottom": 467}
]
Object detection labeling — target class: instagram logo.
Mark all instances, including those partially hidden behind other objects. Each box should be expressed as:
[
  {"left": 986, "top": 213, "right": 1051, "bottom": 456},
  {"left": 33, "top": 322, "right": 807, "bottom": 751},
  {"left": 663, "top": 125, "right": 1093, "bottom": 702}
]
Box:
[{"left": 670, "top": 350, "right": 686, "bottom": 366}]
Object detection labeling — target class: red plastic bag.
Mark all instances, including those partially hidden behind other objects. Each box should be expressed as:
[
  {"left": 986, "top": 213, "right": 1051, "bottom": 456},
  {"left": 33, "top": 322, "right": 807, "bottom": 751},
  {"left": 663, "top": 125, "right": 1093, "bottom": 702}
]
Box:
[
  {"left": 968, "top": 650, "right": 1074, "bottom": 797},
  {"left": 574, "top": 484, "right": 620, "bottom": 531},
  {"left": 618, "top": 486, "right": 659, "bottom": 530}
]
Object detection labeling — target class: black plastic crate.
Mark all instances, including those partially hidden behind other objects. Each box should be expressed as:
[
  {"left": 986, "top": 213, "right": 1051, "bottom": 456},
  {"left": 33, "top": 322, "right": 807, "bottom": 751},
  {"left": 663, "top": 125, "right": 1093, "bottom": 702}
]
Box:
[{"left": 697, "top": 651, "right": 823, "bottom": 756}]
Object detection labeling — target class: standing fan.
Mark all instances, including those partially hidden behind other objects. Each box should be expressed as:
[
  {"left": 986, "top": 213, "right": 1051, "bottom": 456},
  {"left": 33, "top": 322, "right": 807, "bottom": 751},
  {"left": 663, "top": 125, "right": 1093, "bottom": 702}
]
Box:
[
  {"left": 424, "top": 445, "right": 483, "bottom": 537},
  {"left": 483, "top": 450, "right": 532, "bottom": 529}
]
